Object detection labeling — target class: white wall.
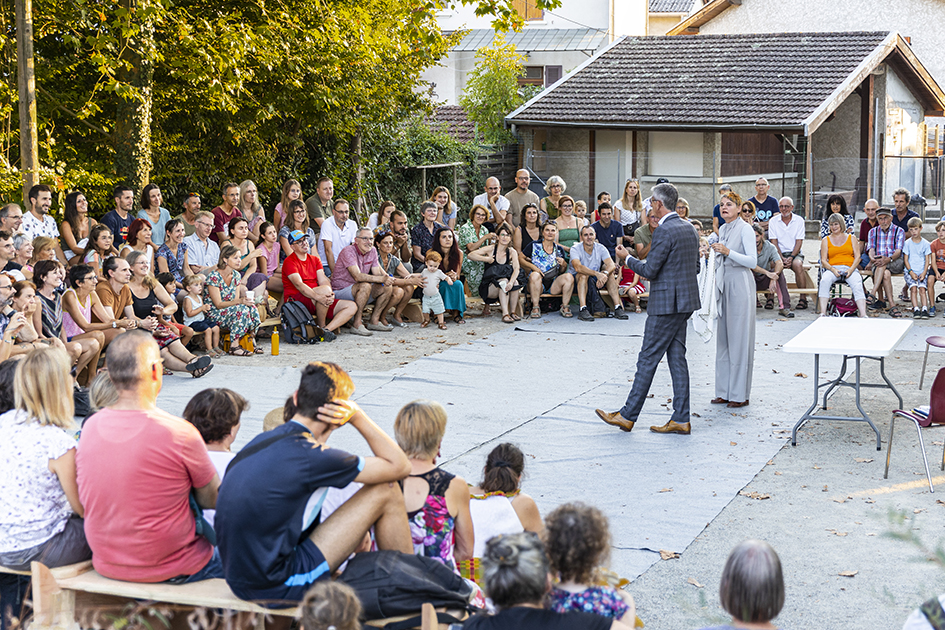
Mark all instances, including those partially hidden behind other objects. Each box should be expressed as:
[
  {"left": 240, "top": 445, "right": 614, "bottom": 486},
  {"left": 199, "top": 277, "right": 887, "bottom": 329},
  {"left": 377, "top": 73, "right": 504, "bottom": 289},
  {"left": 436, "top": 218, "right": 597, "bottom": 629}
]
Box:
[
  {"left": 884, "top": 70, "right": 925, "bottom": 198},
  {"left": 650, "top": 131, "right": 704, "bottom": 177},
  {"left": 594, "top": 130, "right": 633, "bottom": 199},
  {"left": 435, "top": 0, "right": 611, "bottom": 33},
  {"left": 613, "top": 0, "right": 648, "bottom": 37}
]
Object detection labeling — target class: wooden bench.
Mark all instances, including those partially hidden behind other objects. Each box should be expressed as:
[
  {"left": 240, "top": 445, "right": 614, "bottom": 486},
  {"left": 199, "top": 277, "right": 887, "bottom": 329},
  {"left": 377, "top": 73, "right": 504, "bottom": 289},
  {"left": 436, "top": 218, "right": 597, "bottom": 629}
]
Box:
[{"left": 24, "top": 561, "right": 441, "bottom": 630}]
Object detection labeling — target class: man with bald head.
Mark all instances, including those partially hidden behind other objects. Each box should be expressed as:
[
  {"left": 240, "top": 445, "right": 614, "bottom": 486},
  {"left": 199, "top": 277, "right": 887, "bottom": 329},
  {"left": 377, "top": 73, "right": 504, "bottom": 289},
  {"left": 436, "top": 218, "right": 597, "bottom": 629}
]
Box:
[
  {"left": 858, "top": 199, "right": 880, "bottom": 271},
  {"left": 473, "top": 177, "right": 510, "bottom": 228},
  {"left": 77, "top": 331, "right": 222, "bottom": 583},
  {"left": 768, "top": 196, "right": 810, "bottom": 309},
  {"left": 750, "top": 178, "right": 778, "bottom": 230},
  {"left": 504, "top": 169, "right": 539, "bottom": 227}
]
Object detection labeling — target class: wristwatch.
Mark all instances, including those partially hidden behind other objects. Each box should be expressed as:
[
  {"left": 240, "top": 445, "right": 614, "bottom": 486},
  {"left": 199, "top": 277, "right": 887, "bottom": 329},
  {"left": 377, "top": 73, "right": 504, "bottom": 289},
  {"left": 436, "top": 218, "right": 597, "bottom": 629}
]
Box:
[{"left": 112, "top": 321, "right": 117, "bottom": 328}]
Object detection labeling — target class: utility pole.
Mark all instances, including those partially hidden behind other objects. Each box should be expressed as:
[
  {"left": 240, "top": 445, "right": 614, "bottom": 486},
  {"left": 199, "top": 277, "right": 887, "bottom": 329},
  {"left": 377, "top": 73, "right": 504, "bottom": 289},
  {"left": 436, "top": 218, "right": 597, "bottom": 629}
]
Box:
[{"left": 15, "top": 0, "right": 40, "bottom": 203}]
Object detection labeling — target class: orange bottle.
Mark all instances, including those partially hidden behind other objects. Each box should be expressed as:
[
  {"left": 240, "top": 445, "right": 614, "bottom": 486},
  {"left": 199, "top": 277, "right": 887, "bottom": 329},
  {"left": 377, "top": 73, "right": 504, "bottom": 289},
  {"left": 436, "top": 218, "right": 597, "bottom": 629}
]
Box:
[{"left": 271, "top": 329, "right": 280, "bottom": 356}]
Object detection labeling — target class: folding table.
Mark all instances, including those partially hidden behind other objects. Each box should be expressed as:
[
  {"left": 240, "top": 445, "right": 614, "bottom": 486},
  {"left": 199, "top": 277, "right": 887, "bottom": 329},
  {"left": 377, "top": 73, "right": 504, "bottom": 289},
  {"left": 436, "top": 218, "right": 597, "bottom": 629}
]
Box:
[{"left": 782, "top": 318, "right": 913, "bottom": 450}]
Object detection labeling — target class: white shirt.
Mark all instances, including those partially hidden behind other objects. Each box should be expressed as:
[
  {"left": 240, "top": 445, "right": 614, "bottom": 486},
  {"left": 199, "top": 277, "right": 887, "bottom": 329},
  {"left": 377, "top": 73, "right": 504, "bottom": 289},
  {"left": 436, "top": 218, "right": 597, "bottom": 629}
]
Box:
[
  {"left": 21, "top": 212, "right": 60, "bottom": 242},
  {"left": 767, "top": 213, "right": 805, "bottom": 254},
  {"left": 183, "top": 233, "right": 220, "bottom": 269},
  {"left": 473, "top": 193, "right": 510, "bottom": 221},
  {"left": 318, "top": 218, "right": 358, "bottom": 262}
]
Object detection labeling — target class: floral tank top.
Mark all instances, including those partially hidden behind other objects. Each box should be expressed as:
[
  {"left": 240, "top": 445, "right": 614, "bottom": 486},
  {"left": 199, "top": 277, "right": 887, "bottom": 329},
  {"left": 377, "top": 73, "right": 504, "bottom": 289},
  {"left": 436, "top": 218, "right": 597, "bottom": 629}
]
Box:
[{"left": 403, "top": 467, "right": 458, "bottom": 573}]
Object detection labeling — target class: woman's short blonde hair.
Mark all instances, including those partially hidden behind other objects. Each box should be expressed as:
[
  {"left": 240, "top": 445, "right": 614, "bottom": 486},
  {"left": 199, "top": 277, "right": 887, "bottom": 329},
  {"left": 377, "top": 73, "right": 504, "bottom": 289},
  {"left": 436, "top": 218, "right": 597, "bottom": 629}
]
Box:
[
  {"left": 15, "top": 347, "right": 75, "bottom": 428},
  {"left": 394, "top": 400, "right": 447, "bottom": 459},
  {"left": 827, "top": 212, "right": 845, "bottom": 227}
]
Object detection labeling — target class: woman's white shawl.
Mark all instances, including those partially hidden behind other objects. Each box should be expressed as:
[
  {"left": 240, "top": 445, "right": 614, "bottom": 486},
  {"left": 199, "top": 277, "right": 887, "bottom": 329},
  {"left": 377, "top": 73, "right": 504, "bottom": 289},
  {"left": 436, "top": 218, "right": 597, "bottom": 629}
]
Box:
[{"left": 693, "top": 248, "right": 721, "bottom": 343}]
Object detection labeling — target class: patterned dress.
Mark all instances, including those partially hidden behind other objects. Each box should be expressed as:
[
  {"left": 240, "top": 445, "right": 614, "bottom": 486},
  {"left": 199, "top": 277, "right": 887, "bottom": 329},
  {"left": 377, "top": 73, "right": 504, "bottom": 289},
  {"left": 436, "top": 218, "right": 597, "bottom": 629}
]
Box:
[
  {"left": 457, "top": 222, "right": 490, "bottom": 294},
  {"left": 549, "top": 586, "right": 630, "bottom": 620},
  {"left": 204, "top": 269, "right": 260, "bottom": 341},
  {"left": 155, "top": 242, "right": 189, "bottom": 284},
  {"left": 404, "top": 467, "right": 459, "bottom": 573}
]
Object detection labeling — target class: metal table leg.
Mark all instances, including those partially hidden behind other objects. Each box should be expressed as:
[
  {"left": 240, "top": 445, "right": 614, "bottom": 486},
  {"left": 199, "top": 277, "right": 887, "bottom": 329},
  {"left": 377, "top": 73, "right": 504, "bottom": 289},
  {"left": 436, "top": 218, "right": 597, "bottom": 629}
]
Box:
[
  {"left": 822, "top": 355, "right": 848, "bottom": 409},
  {"left": 878, "top": 357, "right": 904, "bottom": 409},
  {"left": 852, "top": 357, "right": 883, "bottom": 451},
  {"left": 793, "top": 354, "right": 820, "bottom": 446}
]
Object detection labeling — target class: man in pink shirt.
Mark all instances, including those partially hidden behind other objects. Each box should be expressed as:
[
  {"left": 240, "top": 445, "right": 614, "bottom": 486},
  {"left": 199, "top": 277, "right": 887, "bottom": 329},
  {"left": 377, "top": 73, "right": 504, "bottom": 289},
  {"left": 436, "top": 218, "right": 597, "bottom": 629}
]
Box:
[
  {"left": 330, "top": 227, "right": 394, "bottom": 334},
  {"left": 211, "top": 182, "right": 242, "bottom": 243},
  {"left": 77, "top": 331, "right": 222, "bottom": 583}
]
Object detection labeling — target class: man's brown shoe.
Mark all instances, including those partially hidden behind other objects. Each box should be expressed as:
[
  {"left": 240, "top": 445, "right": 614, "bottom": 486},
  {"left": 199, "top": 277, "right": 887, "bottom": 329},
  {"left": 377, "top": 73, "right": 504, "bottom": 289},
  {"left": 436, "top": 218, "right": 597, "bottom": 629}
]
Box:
[
  {"left": 596, "top": 409, "right": 634, "bottom": 432},
  {"left": 650, "top": 420, "right": 691, "bottom": 435}
]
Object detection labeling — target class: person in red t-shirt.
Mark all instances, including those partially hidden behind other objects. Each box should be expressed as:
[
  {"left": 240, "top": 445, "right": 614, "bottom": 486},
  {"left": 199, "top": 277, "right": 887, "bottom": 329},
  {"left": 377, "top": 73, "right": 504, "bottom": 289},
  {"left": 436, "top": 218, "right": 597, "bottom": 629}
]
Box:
[
  {"left": 281, "top": 230, "right": 357, "bottom": 342},
  {"left": 76, "top": 331, "right": 222, "bottom": 583},
  {"left": 211, "top": 182, "right": 242, "bottom": 243}
]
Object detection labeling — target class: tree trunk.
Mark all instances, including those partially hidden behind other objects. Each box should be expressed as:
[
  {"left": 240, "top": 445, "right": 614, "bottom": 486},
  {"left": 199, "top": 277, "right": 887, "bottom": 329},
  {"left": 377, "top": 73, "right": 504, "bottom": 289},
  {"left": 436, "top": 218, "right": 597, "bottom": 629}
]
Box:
[
  {"left": 112, "top": 0, "right": 153, "bottom": 192},
  {"left": 15, "top": 0, "right": 39, "bottom": 203},
  {"left": 350, "top": 130, "right": 363, "bottom": 220}
]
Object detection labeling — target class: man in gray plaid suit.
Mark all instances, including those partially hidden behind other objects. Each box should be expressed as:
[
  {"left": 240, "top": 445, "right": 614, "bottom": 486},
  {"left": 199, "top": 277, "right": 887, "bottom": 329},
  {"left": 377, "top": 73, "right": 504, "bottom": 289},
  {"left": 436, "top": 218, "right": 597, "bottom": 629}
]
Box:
[{"left": 596, "top": 182, "right": 701, "bottom": 435}]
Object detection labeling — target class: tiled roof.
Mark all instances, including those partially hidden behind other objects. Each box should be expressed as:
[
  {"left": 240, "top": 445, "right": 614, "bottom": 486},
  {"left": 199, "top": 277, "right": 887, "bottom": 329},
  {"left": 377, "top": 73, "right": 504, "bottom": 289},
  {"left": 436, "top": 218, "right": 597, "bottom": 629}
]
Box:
[
  {"left": 428, "top": 106, "right": 477, "bottom": 143},
  {"left": 451, "top": 28, "right": 608, "bottom": 53},
  {"left": 508, "top": 31, "right": 892, "bottom": 129},
  {"left": 649, "top": 0, "right": 694, "bottom": 13}
]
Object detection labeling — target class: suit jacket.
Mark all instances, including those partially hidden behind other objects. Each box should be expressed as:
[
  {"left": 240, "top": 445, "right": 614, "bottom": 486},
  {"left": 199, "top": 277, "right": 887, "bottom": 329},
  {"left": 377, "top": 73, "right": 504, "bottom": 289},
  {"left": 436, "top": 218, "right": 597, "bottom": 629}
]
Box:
[{"left": 625, "top": 214, "right": 700, "bottom": 316}]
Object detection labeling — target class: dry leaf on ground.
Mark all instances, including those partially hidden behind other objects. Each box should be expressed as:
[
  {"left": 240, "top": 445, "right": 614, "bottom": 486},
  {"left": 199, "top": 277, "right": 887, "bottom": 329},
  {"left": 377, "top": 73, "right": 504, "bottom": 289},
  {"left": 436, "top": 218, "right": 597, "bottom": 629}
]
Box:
[
  {"left": 730, "top": 441, "right": 738, "bottom": 446},
  {"left": 659, "top": 488, "right": 673, "bottom": 493},
  {"left": 838, "top": 570, "right": 858, "bottom": 577},
  {"left": 687, "top": 578, "right": 704, "bottom": 588},
  {"left": 855, "top": 458, "right": 873, "bottom": 463},
  {"left": 795, "top": 372, "right": 808, "bottom": 378},
  {"left": 660, "top": 550, "right": 679, "bottom": 560},
  {"left": 738, "top": 491, "right": 770, "bottom": 500}
]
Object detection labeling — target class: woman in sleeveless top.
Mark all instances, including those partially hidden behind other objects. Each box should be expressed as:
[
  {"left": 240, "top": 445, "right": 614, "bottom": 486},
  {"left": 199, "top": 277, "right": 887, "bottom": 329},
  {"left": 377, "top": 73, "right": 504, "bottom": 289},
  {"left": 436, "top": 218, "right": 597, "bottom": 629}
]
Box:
[
  {"left": 554, "top": 196, "right": 580, "bottom": 255},
  {"left": 224, "top": 217, "right": 268, "bottom": 292},
  {"left": 469, "top": 224, "right": 524, "bottom": 324},
  {"left": 394, "top": 400, "right": 473, "bottom": 574},
  {"left": 60, "top": 191, "right": 98, "bottom": 265},
  {"left": 514, "top": 204, "right": 542, "bottom": 288},
  {"left": 60, "top": 264, "right": 110, "bottom": 385},
  {"left": 458, "top": 204, "right": 494, "bottom": 298},
  {"left": 818, "top": 212, "right": 867, "bottom": 317},
  {"left": 155, "top": 219, "right": 190, "bottom": 290}
]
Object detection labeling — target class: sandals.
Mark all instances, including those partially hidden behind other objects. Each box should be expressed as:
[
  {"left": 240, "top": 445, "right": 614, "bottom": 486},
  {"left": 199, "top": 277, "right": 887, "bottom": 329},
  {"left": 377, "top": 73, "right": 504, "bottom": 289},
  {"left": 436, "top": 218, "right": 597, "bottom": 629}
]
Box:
[
  {"left": 635, "top": 305, "right": 642, "bottom": 313},
  {"left": 796, "top": 299, "right": 808, "bottom": 310},
  {"left": 438, "top": 323, "right": 447, "bottom": 330},
  {"left": 502, "top": 314, "right": 514, "bottom": 323},
  {"left": 192, "top": 364, "right": 214, "bottom": 378},
  {"left": 421, "top": 320, "right": 430, "bottom": 328},
  {"left": 185, "top": 356, "right": 212, "bottom": 373},
  {"left": 560, "top": 305, "right": 573, "bottom": 318},
  {"left": 511, "top": 313, "right": 521, "bottom": 321},
  {"left": 889, "top": 306, "right": 905, "bottom": 318},
  {"left": 229, "top": 347, "right": 252, "bottom": 356},
  {"left": 530, "top": 308, "right": 542, "bottom": 319},
  {"left": 764, "top": 296, "right": 775, "bottom": 310},
  {"left": 453, "top": 314, "right": 466, "bottom": 325}
]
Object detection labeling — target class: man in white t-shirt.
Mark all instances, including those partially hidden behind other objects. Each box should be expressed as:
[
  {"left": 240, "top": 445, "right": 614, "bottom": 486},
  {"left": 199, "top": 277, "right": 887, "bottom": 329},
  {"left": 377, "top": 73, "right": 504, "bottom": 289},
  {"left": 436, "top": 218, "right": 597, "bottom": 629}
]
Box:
[
  {"left": 767, "top": 196, "right": 810, "bottom": 310},
  {"left": 570, "top": 225, "right": 627, "bottom": 322},
  {"left": 473, "top": 177, "right": 510, "bottom": 227},
  {"left": 319, "top": 199, "right": 358, "bottom": 275},
  {"left": 22, "top": 184, "right": 67, "bottom": 263}
]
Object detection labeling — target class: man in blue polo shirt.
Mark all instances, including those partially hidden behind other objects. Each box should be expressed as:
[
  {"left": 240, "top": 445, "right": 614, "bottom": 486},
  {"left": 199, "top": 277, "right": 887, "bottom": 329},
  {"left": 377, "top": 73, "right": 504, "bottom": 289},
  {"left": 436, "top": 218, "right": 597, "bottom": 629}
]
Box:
[
  {"left": 592, "top": 202, "right": 623, "bottom": 258},
  {"left": 750, "top": 178, "right": 779, "bottom": 230},
  {"left": 215, "top": 362, "right": 412, "bottom": 605}
]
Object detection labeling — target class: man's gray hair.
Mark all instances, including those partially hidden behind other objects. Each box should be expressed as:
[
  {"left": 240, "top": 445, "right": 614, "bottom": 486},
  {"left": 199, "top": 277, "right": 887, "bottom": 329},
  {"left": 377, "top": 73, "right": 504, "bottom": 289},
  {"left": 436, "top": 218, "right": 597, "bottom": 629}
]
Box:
[
  {"left": 719, "top": 539, "right": 785, "bottom": 624},
  {"left": 651, "top": 183, "right": 678, "bottom": 213},
  {"left": 893, "top": 187, "right": 912, "bottom": 204},
  {"left": 719, "top": 184, "right": 733, "bottom": 193},
  {"left": 105, "top": 330, "right": 159, "bottom": 391},
  {"left": 0, "top": 203, "right": 20, "bottom": 219},
  {"left": 779, "top": 196, "right": 794, "bottom": 207},
  {"left": 12, "top": 233, "right": 30, "bottom": 250},
  {"left": 357, "top": 227, "right": 372, "bottom": 238}
]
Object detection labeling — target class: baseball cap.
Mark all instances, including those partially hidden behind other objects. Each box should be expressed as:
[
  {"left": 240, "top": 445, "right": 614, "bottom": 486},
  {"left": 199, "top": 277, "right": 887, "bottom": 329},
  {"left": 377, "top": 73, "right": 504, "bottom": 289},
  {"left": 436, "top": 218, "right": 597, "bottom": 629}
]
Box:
[
  {"left": 875, "top": 207, "right": 893, "bottom": 217},
  {"left": 288, "top": 230, "right": 307, "bottom": 244},
  {"left": 656, "top": 178, "right": 670, "bottom": 185}
]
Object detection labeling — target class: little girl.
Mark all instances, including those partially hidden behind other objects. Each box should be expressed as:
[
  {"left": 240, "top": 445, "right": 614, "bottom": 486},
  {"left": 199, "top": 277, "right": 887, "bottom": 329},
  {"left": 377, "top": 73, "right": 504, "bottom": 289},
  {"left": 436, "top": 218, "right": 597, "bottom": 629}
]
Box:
[
  {"left": 156, "top": 272, "right": 194, "bottom": 347},
  {"left": 545, "top": 502, "right": 636, "bottom": 625},
  {"left": 618, "top": 267, "right": 644, "bottom": 313},
  {"left": 182, "top": 274, "right": 221, "bottom": 356},
  {"left": 421, "top": 250, "right": 452, "bottom": 330}
]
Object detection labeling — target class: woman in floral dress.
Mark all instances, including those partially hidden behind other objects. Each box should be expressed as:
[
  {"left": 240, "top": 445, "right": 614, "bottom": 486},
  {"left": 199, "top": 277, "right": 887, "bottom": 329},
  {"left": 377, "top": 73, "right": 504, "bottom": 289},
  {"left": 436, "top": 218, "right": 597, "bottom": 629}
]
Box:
[{"left": 205, "top": 245, "right": 261, "bottom": 356}]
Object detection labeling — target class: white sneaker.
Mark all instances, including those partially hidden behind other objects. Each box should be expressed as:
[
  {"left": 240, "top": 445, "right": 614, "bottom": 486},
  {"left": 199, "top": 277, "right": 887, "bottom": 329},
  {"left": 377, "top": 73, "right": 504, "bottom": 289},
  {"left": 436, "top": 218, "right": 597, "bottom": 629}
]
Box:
[{"left": 348, "top": 325, "right": 374, "bottom": 336}]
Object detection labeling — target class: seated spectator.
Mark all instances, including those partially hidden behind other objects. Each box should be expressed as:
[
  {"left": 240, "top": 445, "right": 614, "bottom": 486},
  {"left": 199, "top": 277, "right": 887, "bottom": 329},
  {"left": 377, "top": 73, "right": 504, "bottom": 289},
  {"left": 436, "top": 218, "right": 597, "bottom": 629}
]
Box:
[
  {"left": 592, "top": 203, "right": 623, "bottom": 259},
  {"left": 376, "top": 209, "right": 413, "bottom": 264},
  {"left": 175, "top": 192, "right": 201, "bottom": 237},
  {"left": 675, "top": 197, "right": 691, "bottom": 222},
  {"left": 367, "top": 199, "right": 395, "bottom": 232},
  {"left": 279, "top": 199, "right": 318, "bottom": 259},
  {"left": 469, "top": 224, "right": 524, "bottom": 324},
  {"left": 866, "top": 207, "right": 905, "bottom": 312},
  {"left": 183, "top": 210, "right": 221, "bottom": 275},
  {"left": 92, "top": 256, "right": 139, "bottom": 347},
  {"left": 617, "top": 267, "right": 645, "bottom": 314},
  {"left": 893, "top": 187, "right": 919, "bottom": 232},
  {"left": 554, "top": 196, "right": 580, "bottom": 253},
  {"left": 281, "top": 230, "right": 356, "bottom": 342},
  {"left": 768, "top": 197, "right": 811, "bottom": 310},
  {"left": 858, "top": 198, "right": 880, "bottom": 271},
  {"left": 29, "top": 236, "right": 57, "bottom": 271},
  {"left": 204, "top": 245, "right": 262, "bottom": 356},
  {"left": 0, "top": 347, "right": 92, "bottom": 572},
  {"left": 124, "top": 252, "right": 212, "bottom": 374},
  {"left": 155, "top": 272, "right": 193, "bottom": 345},
  {"left": 224, "top": 216, "right": 268, "bottom": 294},
  {"left": 819, "top": 194, "right": 854, "bottom": 238},
  {"left": 11, "top": 280, "right": 79, "bottom": 364},
  {"left": 373, "top": 231, "right": 421, "bottom": 328},
  {"left": 613, "top": 179, "right": 642, "bottom": 227},
  {"left": 460, "top": 444, "right": 542, "bottom": 582},
  {"left": 0, "top": 231, "right": 24, "bottom": 282},
  {"left": 329, "top": 227, "right": 393, "bottom": 335},
  {"left": 22, "top": 185, "right": 67, "bottom": 263},
  {"left": 61, "top": 264, "right": 111, "bottom": 379},
  {"left": 237, "top": 180, "right": 265, "bottom": 245},
  {"left": 459, "top": 204, "right": 495, "bottom": 299},
  {"left": 212, "top": 182, "right": 242, "bottom": 243},
  {"left": 300, "top": 581, "right": 362, "bottom": 630},
  {"left": 752, "top": 225, "right": 792, "bottom": 318},
  {"left": 77, "top": 331, "right": 222, "bottom": 583},
  {"left": 525, "top": 221, "right": 573, "bottom": 319},
  {"left": 137, "top": 183, "right": 171, "bottom": 247},
  {"left": 818, "top": 213, "right": 868, "bottom": 317},
  {"left": 155, "top": 218, "right": 189, "bottom": 290},
  {"left": 696, "top": 540, "right": 784, "bottom": 630},
  {"left": 545, "top": 503, "right": 635, "bottom": 626},
  {"left": 320, "top": 199, "right": 358, "bottom": 275},
  {"left": 903, "top": 216, "right": 932, "bottom": 318},
  {"left": 13, "top": 233, "right": 33, "bottom": 278},
  {"left": 431, "top": 186, "right": 459, "bottom": 230},
  {"left": 574, "top": 200, "right": 590, "bottom": 228},
  {"left": 633, "top": 212, "right": 659, "bottom": 260},
  {"left": 119, "top": 218, "right": 155, "bottom": 269},
  {"left": 513, "top": 204, "right": 542, "bottom": 316},
  {"left": 410, "top": 201, "right": 446, "bottom": 272},
  {"left": 0, "top": 274, "right": 29, "bottom": 363},
  {"left": 928, "top": 220, "right": 945, "bottom": 316},
  {"left": 183, "top": 388, "right": 247, "bottom": 528},
  {"left": 256, "top": 221, "right": 283, "bottom": 302},
  {"left": 739, "top": 200, "right": 756, "bottom": 224},
  {"left": 216, "top": 361, "right": 412, "bottom": 604},
  {"left": 82, "top": 224, "right": 119, "bottom": 281},
  {"left": 182, "top": 274, "right": 222, "bottom": 356},
  {"left": 273, "top": 179, "right": 302, "bottom": 233},
  {"left": 571, "top": 226, "right": 627, "bottom": 322},
  {"left": 541, "top": 175, "right": 566, "bottom": 221},
  {"left": 394, "top": 400, "right": 473, "bottom": 572},
  {"left": 431, "top": 226, "right": 466, "bottom": 324},
  {"left": 465, "top": 532, "right": 628, "bottom": 630},
  {"left": 88, "top": 368, "right": 118, "bottom": 415}
]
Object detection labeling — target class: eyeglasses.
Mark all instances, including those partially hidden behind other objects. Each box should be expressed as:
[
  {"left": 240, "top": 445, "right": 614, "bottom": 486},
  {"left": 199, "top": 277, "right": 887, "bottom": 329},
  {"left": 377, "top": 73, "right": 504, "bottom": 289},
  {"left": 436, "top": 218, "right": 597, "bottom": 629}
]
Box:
[
  {"left": 0, "top": 284, "right": 12, "bottom": 290},
  {"left": 196, "top": 221, "right": 213, "bottom": 228},
  {"left": 741, "top": 210, "right": 754, "bottom": 214},
  {"left": 83, "top": 276, "right": 97, "bottom": 283},
  {"left": 294, "top": 210, "right": 307, "bottom": 215},
  {"left": 778, "top": 205, "right": 793, "bottom": 209},
  {"left": 355, "top": 236, "right": 372, "bottom": 241}
]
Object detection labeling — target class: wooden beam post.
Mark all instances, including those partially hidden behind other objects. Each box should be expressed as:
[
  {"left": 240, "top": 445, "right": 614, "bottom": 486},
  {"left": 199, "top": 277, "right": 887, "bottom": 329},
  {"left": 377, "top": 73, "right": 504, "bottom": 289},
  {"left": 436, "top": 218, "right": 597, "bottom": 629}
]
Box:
[
  {"left": 858, "top": 75, "right": 875, "bottom": 204},
  {"left": 15, "top": 0, "right": 40, "bottom": 203}
]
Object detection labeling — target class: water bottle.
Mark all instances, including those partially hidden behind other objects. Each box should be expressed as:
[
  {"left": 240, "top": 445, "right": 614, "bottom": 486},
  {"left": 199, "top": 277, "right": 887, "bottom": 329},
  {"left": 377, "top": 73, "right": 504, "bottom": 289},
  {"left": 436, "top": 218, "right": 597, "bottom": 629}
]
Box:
[{"left": 271, "top": 329, "right": 280, "bottom": 356}]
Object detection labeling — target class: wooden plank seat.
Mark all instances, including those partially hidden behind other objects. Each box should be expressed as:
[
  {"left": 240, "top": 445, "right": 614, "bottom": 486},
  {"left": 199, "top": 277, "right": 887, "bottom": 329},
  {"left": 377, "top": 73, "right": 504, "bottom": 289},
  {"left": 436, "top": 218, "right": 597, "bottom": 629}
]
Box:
[{"left": 28, "top": 561, "right": 443, "bottom": 630}]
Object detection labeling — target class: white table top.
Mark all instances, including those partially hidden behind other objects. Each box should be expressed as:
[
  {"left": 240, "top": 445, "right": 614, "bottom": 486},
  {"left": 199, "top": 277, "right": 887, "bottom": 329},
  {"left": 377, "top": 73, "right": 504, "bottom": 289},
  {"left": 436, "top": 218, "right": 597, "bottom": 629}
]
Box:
[{"left": 782, "top": 317, "right": 913, "bottom": 357}]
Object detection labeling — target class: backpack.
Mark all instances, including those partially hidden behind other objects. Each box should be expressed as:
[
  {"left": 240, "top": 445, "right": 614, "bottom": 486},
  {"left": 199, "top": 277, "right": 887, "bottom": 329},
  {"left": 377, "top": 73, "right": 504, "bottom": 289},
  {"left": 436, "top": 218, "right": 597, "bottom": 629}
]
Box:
[
  {"left": 280, "top": 300, "right": 322, "bottom": 344},
  {"left": 339, "top": 550, "right": 473, "bottom": 620},
  {"left": 827, "top": 297, "right": 857, "bottom": 317}
]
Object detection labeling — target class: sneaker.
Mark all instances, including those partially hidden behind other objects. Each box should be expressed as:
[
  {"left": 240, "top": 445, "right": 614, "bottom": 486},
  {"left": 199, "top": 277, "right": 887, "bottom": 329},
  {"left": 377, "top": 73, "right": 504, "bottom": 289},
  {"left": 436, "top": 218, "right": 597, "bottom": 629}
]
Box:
[
  {"left": 930, "top": 306, "right": 936, "bottom": 316},
  {"left": 914, "top": 308, "right": 921, "bottom": 318},
  {"left": 922, "top": 308, "right": 931, "bottom": 319},
  {"left": 321, "top": 329, "right": 337, "bottom": 342},
  {"left": 578, "top": 307, "right": 595, "bottom": 322},
  {"left": 778, "top": 308, "right": 795, "bottom": 318},
  {"left": 613, "top": 306, "right": 629, "bottom": 320},
  {"left": 348, "top": 325, "right": 374, "bottom": 336}
]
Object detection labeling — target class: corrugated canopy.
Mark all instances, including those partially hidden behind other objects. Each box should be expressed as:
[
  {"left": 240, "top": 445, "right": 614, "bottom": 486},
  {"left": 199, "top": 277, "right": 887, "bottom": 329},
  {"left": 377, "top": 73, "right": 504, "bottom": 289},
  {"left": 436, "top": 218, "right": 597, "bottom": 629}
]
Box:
[
  {"left": 649, "top": 0, "right": 695, "bottom": 13},
  {"left": 451, "top": 28, "right": 608, "bottom": 53}
]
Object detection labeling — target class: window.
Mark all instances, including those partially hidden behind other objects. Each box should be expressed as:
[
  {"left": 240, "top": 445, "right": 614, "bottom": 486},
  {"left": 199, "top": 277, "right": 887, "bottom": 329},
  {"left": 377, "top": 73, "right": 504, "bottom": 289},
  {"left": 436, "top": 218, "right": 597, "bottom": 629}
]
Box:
[
  {"left": 512, "top": 0, "right": 543, "bottom": 21},
  {"left": 519, "top": 66, "right": 544, "bottom": 87},
  {"left": 545, "top": 66, "right": 562, "bottom": 87}
]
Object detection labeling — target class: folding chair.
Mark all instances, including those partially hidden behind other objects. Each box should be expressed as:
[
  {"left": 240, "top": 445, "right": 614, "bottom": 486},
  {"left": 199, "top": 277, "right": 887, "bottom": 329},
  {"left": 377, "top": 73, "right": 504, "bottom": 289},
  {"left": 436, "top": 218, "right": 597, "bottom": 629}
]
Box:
[
  {"left": 920, "top": 336, "right": 945, "bottom": 390},
  {"left": 885, "top": 367, "right": 945, "bottom": 492}
]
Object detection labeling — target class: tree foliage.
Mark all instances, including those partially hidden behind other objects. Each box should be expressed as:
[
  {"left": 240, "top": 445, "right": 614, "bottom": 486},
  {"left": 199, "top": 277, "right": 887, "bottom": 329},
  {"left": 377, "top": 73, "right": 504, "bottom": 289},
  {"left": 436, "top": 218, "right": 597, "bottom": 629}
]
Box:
[{"left": 459, "top": 35, "right": 528, "bottom": 145}]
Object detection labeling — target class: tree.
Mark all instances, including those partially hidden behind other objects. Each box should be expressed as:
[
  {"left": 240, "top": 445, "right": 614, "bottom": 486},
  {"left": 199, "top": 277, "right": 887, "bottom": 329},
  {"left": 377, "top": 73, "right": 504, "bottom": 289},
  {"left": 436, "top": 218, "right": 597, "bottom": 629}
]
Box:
[{"left": 459, "top": 35, "right": 527, "bottom": 145}]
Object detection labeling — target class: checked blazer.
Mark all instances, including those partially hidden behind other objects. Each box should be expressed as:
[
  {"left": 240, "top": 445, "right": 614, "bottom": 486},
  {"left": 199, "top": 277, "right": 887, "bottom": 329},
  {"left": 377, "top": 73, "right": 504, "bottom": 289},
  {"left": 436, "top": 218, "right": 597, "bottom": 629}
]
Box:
[{"left": 625, "top": 213, "right": 701, "bottom": 316}]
